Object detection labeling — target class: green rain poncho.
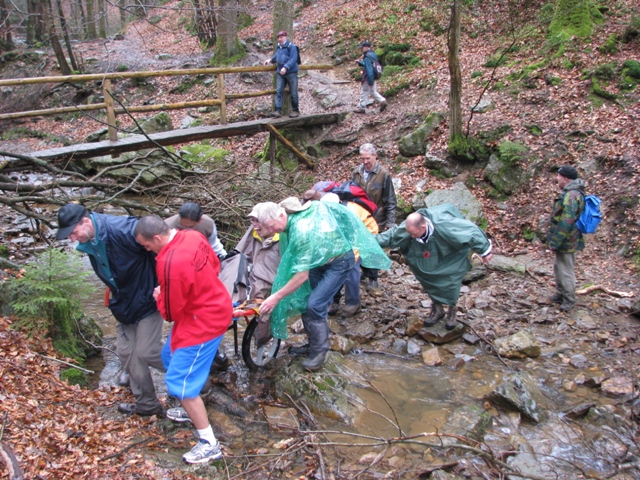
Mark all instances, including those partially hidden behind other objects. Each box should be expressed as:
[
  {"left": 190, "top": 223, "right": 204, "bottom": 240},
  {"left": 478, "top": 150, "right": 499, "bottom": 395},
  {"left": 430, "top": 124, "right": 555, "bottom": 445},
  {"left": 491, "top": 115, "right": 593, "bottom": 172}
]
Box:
[
  {"left": 270, "top": 201, "right": 391, "bottom": 339},
  {"left": 377, "top": 204, "right": 491, "bottom": 306}
]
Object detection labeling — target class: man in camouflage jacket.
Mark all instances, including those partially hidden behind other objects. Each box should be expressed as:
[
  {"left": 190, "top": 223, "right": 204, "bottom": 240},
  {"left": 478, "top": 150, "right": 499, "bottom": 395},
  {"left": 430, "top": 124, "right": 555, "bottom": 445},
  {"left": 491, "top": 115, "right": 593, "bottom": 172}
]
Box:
[{"left": 548, "top": 165, "right": 585, "bottom": 311}]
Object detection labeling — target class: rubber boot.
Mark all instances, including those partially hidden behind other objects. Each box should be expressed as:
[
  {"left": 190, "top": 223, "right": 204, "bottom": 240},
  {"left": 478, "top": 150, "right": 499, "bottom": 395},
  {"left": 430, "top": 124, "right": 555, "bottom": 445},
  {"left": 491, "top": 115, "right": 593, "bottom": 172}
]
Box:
[
  {"left": 255, "top": 317, "right": 273, "bottom": 349},
  {"left": 301, "top": 317, "right": 330, "bottom": 372}
]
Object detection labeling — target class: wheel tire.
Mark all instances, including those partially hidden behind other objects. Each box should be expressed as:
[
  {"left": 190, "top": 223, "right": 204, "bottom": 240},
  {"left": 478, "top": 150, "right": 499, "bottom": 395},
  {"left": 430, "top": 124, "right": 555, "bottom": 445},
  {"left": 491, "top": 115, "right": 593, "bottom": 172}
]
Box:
[{"left": 241, "top": 317, "right": 281, "bottom": 370}]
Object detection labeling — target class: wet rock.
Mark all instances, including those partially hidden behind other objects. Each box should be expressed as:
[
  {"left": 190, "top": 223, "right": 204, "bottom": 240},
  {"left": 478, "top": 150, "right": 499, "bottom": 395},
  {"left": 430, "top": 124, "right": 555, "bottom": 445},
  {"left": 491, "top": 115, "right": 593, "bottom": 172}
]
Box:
[
  {"left": 569, "top": 354, "right": 588, "bottom": 368},
  {"left": 462, "top": 332, "right": 481, "bottom": 345},
  {"left": 392, "top": 338, "right": 407, "bottom": 353},
  {"left": 329, "top": 333, "right": 354, "bottom": 354},
  {"left": 263, "top": 406, "right": 299, "bottom": 430},
  {"left": 494, "top": 330, "right": 541, "bottom": 358},
  {"left": 274, "top": 352, "right": 363, "bottom": 424},
  {"left": 406, "top": 339, "right": 422, "bottom": 356},
  {"left": 419, "top": 322, "right": 465, "bottom": 344},
  {"left": 206, "top": 388, "right": 250, "bottom": 418},
  {"left": 208, "top": 409, "right": 244, "bottom": 438},
  {"left": 563, "top": 402, "right": 595, "bottom": 419},
  {"left": 583, "top": 374, "right": 606, "bottom": 388},
  {"left": 405, "top": 314, "right": 423, "bottom": 337},
  {"left": 345, "top": 319, "right": 376, "bottom": 343},
  {"left": 601, "top": 377, "right": 634, "bottom": 397},
  {"left": 472, "top": 290, "right": 495, "bottom": 309},
  {"left": 444, "top": 405, "right": 492, "bottom": 442},
  {"left": 421, "top": 347, "right": 443, "bottom": 366},
  {"left": 448, "top": 357, "right": 465, "bottom": 370},
  {"left": 462, "top": 265, "right": 487, "bottom": 284},
  {"left": 562, "top": 380, "right": 577, "bottom": 392},
  {"left": 486, "top": 372, "right": 549, "bottom": 423}
]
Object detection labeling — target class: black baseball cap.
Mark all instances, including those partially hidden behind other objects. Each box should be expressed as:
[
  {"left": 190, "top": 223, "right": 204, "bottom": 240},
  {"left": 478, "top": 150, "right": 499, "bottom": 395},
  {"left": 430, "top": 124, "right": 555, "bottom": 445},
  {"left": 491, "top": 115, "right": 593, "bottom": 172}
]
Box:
[
  {"left": 56, "top": 204, "right": 88, "bottom": 240},
  {"left": 557, "top": 165, "right": 578, "bottom": 180}
]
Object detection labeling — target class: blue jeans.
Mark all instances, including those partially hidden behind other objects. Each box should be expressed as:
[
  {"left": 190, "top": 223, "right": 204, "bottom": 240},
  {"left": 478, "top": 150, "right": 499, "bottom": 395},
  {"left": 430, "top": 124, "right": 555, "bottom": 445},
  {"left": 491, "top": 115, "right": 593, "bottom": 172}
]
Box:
[
  {"left": 305, "top": 250, "right": 355, "bottom": 355},
  {"left": 275, "top": 71, "right": 299, "bottom": 112},
  {"left": 333, "top": 257, "right": 362, "bottom": 306}
]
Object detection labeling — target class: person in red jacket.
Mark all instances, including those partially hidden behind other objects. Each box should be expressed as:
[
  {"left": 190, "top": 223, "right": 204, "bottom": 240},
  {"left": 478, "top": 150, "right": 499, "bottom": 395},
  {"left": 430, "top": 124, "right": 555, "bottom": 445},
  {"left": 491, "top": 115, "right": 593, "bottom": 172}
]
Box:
[{"left": 134, "top": 215, "right": 232, "bottom": 464}]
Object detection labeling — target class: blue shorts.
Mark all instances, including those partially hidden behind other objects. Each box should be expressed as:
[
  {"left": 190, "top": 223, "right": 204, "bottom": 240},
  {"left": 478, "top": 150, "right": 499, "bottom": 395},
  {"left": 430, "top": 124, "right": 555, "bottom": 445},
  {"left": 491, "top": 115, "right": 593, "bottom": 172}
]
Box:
[{"left": 161, "top": 330, "right": 223, "bottom": 400}]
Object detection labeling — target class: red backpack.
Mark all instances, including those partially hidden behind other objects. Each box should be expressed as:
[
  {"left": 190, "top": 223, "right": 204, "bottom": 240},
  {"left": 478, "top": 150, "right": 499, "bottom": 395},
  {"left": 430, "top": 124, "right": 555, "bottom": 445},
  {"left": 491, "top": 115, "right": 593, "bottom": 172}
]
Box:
[{"left": 331, "top": 181, "right": 378, "bottom": 215}]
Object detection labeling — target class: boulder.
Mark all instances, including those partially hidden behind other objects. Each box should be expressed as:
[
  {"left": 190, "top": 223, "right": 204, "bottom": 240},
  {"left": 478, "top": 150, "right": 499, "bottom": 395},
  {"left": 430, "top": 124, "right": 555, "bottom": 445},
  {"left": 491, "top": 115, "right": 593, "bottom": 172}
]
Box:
[
  {"left": 421, "top": 347, "right": 443, "bottom": 366},
  {"left": 405, "top": 314, "right": 423, "bottom": 337},
  {"left": 274, "top": 352, "right": 363, "bottom": 424},
  {"left": 486, "top": 372, "right": 549, "bottom": 423},
  {"left": 329, "top": 334, "right": 355, "bottom": 354},
  {"left": 397, "top": 112, "right": 445, "bottom": 157},
  {"left": 471, "top": 97, "right": 495, "bottom": 113},
  {"left": 420, "top": 182, "right": 486, "bottom": 226},
  {"left": 487, "top": 254, "right": 526, "bottom": 275},
  {"left": 419, "top": 322, "right": 465, "bottom": 344},
  {"left": 443, "top": 404, "right": 492, "bottom": 442},
  {"left": 345, "top": 319, "right": 376, "bottom": 343},
  {"left": 494, "top": 330, "right": 541, "bottom": 359},
  {"left": 483, "top": 153, "right": 531, "bottom": 195},
  {"left": 601, "top": 377, "right": 634, "bottom": 397}
]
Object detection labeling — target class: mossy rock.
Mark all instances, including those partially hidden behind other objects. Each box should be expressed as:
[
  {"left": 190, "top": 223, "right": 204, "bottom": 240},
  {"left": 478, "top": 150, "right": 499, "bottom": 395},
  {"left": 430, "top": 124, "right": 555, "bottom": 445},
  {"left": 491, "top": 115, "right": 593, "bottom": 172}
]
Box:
[
  {"left": 132, "top": 112, "right": 174, "bottom": 135},
  {"left": 483, "top": 141, "right": 531, "bottom": 195},
  {"left": 60, "top": 368, "right": 89, "bottom": 387},
  {"left": 548, "top": 0, "right": 604, "bottom": 43},
  {"left": 179, "top": 143, "right": 231, "bottom": 167},
  {"left": 526, "top": 124, "right": 543, "bottom": 136},
  {"left": 622, "top": 59, "right": 640, "bottom": 79},
  {"left": 448, "top": 134, "right": 492, "bottom": 162},
  {"left": 274, "top": 352, "right": 363, "bottom": 424},
  {"left": 397, "top": 111, "right": 446, "bottom": 157},
  {"left": 591, "top": 76, "right": 617, "bottom": 100}
]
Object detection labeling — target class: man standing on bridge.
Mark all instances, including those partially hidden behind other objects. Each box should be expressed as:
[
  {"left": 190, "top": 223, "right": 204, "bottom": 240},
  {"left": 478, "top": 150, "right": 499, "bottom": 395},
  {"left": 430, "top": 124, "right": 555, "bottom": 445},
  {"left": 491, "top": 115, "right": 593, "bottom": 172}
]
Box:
[{"left": 263, "top": 30, "right": 300, "bottom": 118}]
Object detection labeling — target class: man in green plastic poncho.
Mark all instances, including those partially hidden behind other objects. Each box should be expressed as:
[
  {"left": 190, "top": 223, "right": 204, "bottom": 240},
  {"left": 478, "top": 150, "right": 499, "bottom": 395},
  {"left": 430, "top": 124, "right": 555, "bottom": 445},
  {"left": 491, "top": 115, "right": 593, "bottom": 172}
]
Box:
[
  {"left": 377, "top": 204, "right": 492, "bottom": 330},
  {"left": 256, "top": 197, "right": 390, "bottom": 371}
]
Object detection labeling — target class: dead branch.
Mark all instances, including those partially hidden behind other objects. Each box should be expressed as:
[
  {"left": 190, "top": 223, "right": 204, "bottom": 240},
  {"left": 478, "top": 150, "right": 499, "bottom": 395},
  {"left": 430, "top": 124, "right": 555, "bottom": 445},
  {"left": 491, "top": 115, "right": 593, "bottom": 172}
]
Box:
[
  {"left": 37, "top": 353, "right": 94, "bottom": 374},
  {"left": 576, "top": 285, "right": 634, "bottom": 298}
]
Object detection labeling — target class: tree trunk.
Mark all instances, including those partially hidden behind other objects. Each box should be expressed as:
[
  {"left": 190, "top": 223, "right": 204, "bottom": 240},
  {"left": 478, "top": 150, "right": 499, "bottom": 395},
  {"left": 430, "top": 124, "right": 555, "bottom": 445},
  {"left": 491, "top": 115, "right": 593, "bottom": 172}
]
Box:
[
  {"left": 98, "top": 0, "right": 107, "bottom": 38},
  {"left": 132, "top": 0, "right": 146, "bottom": 18},
  {"left": 47, "top": 0, "right": 72, "bottom": 75},
  {"left": 0, "top": 0, "right": 14, "bottom": 51},
  {"left": 27, "top": 0, "right": 47, "bottom": 45},
  {"left": 447, "top": 0, "right": 463, "bottom": 142},
  {"left": 193, "top": 0, "right": 217, "bottom": 48},
  {"left": 271, "top": 0, "right": 294, "bottom": 114},
  {"left": 75, "top": 0, "right": 87, "bottom": 38},
  {"left": 56, "top": 0, "right": 80, "bottom": 72},
  {"left": 85, "top": 0, "right": 97, "bottom": 38},
  {"left": 119, "top": 0, "right": 127, "bottom": 27},
  {"left": 215, "top": 0, "right": 242, "bottom": 59}
]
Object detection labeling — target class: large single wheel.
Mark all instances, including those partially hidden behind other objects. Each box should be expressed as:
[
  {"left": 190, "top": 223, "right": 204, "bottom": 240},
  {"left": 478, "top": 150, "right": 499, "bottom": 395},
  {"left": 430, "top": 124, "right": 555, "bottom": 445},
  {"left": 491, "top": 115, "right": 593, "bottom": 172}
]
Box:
[{"left": 241, "top": 317, "right": 281, "bottom": 370}]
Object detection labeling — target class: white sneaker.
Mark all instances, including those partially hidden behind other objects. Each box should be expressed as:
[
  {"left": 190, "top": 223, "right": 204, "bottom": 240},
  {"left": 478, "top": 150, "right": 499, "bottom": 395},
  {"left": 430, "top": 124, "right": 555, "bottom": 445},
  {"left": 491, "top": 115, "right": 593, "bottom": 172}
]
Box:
[
  {"left": 166, "top": 407, "right": 192, "bottom": 423},
  {"left": 182, "top": 440, "right": 223, "bottom": 464}
]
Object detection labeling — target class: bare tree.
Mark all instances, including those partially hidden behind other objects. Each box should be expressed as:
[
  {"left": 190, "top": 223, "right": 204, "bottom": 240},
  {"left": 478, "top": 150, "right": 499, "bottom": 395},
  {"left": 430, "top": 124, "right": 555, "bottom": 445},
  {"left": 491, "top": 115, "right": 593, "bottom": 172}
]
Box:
[
  {"left": 26, "top": 0, "right": 47, "bottom": 45},
  {"left": 85, "top": 0, "right": 97, "bottom": 38},
  {"left": 0, "top": 0, "right": 14, "bottom": 51},
  {"left": 46, "top": 0, "right": 72, "bottom": 75},
  {"left": 54, "top": 0, "right": 80, "bottom": 72},
  {"left": 98, "top": 0, "right": 107, "bottom": 38},
  {"left": 447, "top": 0, "right": 462, "bottom": 145},
  {"left": 193, "top": 0, "right": 217, "bottom": 47}
]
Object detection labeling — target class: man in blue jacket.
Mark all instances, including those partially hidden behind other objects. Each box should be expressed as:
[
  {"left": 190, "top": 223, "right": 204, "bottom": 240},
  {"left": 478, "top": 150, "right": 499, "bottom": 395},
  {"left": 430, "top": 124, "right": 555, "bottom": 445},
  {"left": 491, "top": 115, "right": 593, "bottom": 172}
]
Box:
[
  {"left": 56, "top": 204, "right": 165, "bottom": 417},
  {"left": 263, "top": 30, "right": 300, "bottom": 118},
  {"left": 355, "top": 41, "right": 387, "bottom": 114}
]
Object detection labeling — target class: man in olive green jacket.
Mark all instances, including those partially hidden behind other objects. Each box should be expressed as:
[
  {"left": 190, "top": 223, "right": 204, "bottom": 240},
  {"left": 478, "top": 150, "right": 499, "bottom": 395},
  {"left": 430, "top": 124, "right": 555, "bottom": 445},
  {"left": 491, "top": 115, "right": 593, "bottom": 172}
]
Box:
[
  {"left": 377, "top": 204, "right": 492, "bottom": 330},
  {"left": 547, "top": 165, "right": 585, "bottom": 312}
]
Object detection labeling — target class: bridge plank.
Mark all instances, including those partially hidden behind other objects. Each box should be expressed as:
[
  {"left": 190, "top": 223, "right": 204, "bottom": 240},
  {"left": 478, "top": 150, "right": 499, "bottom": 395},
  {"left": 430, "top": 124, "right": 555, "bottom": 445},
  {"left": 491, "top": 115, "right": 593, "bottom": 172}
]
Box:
[{"left": 30, "top": 113, "right": 345, "bottom": 162}]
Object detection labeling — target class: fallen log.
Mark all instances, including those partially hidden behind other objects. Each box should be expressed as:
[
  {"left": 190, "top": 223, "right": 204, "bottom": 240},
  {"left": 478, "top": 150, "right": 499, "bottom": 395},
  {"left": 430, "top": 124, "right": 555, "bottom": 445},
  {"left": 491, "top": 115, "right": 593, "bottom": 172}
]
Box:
[{"left": 576, "top": 285, "right": 634, "bottom": 298}]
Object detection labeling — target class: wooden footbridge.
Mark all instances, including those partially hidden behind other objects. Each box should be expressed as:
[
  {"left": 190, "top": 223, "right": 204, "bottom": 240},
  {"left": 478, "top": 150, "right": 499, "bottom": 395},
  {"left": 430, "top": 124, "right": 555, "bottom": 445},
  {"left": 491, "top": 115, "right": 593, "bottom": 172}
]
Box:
[{"left": 0, "top": 64, "right": 340, "bottom": 168}]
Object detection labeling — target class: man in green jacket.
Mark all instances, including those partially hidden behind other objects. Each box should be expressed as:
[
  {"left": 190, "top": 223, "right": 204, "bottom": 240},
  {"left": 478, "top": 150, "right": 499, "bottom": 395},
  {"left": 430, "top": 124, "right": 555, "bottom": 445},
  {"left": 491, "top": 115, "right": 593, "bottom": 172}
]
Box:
[
  {"left": 547, "top": 165, "right": 585, "bottom": 312},
  {"left": 377, "top": 204, "right": 492, "bottom": 330}
]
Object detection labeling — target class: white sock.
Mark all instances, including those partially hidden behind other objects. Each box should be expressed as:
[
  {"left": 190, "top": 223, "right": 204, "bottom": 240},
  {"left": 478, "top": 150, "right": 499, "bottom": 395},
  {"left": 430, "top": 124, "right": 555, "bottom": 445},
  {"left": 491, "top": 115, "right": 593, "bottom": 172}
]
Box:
[{"left": 197, "top": 425, "right": 217, "bottom": 445}]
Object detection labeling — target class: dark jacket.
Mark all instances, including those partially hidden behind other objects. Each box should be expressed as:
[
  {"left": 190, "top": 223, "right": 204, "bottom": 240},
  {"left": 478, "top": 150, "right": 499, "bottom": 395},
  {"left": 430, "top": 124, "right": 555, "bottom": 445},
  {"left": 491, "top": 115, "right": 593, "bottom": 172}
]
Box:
[
  {"left": 84, "top": 213, "right": 158, "bottom": 325},
  {"left": 351, "top": 162, "right": 397, "bottom": 228},
  {"left": 270, "top": 40, "right": 299, "bottom": 74},
  {"left": 548, "top": 179, "right": 585, "bottom": 253},
  {"left": 357, "top": 50, "right": 380, "bottom": 86}
]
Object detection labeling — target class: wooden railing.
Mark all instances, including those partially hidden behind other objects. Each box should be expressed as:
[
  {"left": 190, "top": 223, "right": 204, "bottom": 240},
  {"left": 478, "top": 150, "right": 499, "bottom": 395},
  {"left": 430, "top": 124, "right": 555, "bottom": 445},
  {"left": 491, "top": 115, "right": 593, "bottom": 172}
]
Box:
[{"left": 0, "top": 64, "right": 332, "bottom": 141}]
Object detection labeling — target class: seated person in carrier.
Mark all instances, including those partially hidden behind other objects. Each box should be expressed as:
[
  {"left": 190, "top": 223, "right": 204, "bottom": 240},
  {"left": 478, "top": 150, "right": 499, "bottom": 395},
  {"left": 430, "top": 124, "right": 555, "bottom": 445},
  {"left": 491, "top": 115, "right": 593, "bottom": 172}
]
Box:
[
  {"left": 218, "top": 204, "right": 281, "bottom": 346},
  {"left": 165, "top": 202, "right": 227, "bottom": 259}
]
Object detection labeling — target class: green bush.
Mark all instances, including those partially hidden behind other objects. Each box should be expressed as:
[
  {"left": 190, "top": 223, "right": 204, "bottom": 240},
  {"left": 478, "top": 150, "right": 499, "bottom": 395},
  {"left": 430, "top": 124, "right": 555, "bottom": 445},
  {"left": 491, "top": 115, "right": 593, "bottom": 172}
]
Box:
[
  {"left": 60, "top": 368, "right": 89, "bottom": 387},
  {"left": 116, "top": 64, "right": 129, "bottom": 72},
  {"left": 498, "top": 140, "right": 528, "bottom": 167},
  {"left": 621, "top": 15, "right": 640, "bottom": 43},
  {"left": 471, "top": 70, "right": 483, "bottom": 79},
  {"left": 484, "top": 55, "right": 507, "bottom": 68},
  {"left": 592, "top": 62, "right": 617, "bottom": 80},
  {"left": 8, "top": 247, "right": 96, "bottom": 360},
  {"left": 599, "top": 34, "right": 618, "bottom": 54}
]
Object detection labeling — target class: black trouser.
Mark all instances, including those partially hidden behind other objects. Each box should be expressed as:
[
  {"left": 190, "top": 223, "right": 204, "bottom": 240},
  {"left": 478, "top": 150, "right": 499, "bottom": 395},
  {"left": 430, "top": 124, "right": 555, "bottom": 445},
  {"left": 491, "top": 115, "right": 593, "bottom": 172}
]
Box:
[{"left": 361, "top": 266, "right": 378, "bottom": 281}]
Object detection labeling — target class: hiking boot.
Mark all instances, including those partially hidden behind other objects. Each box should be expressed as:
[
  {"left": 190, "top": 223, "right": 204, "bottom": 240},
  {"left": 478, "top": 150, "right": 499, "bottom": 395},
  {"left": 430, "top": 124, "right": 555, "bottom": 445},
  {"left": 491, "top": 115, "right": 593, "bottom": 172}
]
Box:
[
  {"left": 118, "top": 402, "right": 164, "bottom": 417},
  {"left": 117, "top": 372, "right": 130, "bottom": 387},
  {"left": 560, "top": 300, "right": 575, "bottom": 312},
  {"left": 549, "top": 293, "right": 563, "bottom": 304},
  {"left": 183, "top": 440, "right": 223, "bottom": 464},
  {"left": 289, "top": 111, "right": 300, "bottom": 118},
  {"left": 354, "top": 107, "right": 366, "bottom": 114},
  {"left": 424, "top": 303, "right": 445, "bottom": 327},
  {"left": 379, "top": 101, "right": 388, "bottom": 112},
  {"left": 342, "top": 303, "right": 361, "bottom": 318},
  {"left": 270, "top": 110, "right": 282, "bottom": 118},
  {"left": 367, "top": 279, "right": 379, "bottom": 290},
  {"left": 214, "top": 350, "right": 229, "bottom": 370},
  {"left": 328, "top": 303, "right": 340, "bottom": 316},
  {"left": 302, "top": 351, "right": 328, "bottom": 372},
  {"left": 444, "top": 306, "right": 458, "bottom": 331},
  {"left": 167, "top": 407, "right": 192, "bottom": 424},
  {"left": 288, "top": 343, "right": 310, "bottom": 357}
]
